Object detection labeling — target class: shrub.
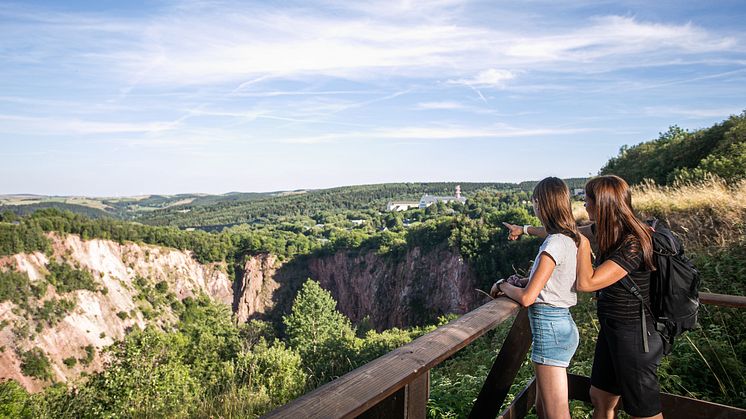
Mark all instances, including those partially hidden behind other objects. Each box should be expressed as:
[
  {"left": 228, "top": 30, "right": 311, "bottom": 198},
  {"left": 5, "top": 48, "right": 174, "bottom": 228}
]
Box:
[
  {"left": 19, "top": 348, "right": 53, "bottom": 381},
  {"left": 46, "top": 261, "right": 97, "bottom": 293}
]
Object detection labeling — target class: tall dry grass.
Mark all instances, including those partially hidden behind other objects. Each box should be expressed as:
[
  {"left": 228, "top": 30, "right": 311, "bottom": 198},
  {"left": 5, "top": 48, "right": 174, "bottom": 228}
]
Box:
[{"left": 632, "top": 176, "right": 746, "bottom": 249}]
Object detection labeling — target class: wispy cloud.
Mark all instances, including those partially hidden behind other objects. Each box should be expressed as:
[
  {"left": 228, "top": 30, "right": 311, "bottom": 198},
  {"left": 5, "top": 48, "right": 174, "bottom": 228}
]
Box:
[
  {"left": 0, "top": 114, "right": 176, "bottom": 135},
  {"left": 280, "top": 124, "right": 593, "bottom": 143},
  {"left": 415, "top": 101, "right": 467, "bottom": 110},
  {"left": 448, "top": 69, "right": 516, "bottom": 89},
  {"left": 642, "top": 106, "right": 744, "bottom": 119}
]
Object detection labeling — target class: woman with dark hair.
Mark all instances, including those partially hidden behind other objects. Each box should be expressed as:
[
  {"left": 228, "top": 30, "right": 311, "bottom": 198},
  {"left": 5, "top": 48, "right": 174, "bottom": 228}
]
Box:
[
  {"left": 575, "top": 175, "right": 663, "bottom": 419},
  {"left": 491, "top": 177, "right": 581, "bottom": 419}
]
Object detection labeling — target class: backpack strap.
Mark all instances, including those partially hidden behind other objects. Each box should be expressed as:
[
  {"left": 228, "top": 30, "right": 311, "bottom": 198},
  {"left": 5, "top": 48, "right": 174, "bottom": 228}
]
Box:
[{"left": 620, "top": 277, "right": 654, "bottom": 353}]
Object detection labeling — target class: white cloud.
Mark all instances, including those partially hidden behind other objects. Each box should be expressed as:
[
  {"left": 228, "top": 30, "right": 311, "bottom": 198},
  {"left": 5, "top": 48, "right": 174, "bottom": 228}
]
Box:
[
  {"left": 448, "top": 69, "right": 516, "bottom": 88},
  {"left": 0, "top": 114, "right": 176, "bottom": 135},
  {"left": 5, "top": 3, "right": 739, "bottom": 88},
  {"left": 280, "top": 124, "right": 592, "bottom": 143},
  {"left": 642, "top": 106, "right": 743, "bottom": 119},
  {"left": 415, "top": 101, "right": 467, "bottom": 110}
]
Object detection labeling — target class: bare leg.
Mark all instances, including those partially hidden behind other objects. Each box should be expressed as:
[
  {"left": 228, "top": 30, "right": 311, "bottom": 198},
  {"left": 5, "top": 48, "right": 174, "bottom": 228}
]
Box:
[
  {"left": 535, "top": 390, "right": 545, "bottom": 419},
  {"left": 590, "top": 385, "right": 620, "bottom": 419},
  {"left": 534, "top": 363, "right": 571, "bottom": 419}
]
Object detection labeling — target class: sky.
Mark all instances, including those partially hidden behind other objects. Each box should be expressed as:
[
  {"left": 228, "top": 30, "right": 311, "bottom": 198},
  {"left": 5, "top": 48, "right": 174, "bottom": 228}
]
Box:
[{"left": 1, "top": 0, "right": 745, "bottom": 196}]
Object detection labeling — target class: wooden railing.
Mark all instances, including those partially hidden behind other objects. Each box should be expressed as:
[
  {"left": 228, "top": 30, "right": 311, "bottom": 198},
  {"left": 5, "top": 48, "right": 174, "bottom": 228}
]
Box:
[{"left": 264, "top": 292, "right": 746, "bottom": 419}]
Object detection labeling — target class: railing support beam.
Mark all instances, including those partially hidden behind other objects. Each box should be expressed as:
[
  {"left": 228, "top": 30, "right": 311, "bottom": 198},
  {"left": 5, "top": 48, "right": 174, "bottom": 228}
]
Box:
[{"left": 469, "top": 307, "right": 532, "bottom": 418}]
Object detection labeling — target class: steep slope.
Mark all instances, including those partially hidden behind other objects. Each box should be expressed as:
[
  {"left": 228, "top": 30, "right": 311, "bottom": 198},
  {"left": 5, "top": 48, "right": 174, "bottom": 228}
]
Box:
[
  {"left": 0, "top": 233, "right": 233, "bottom": 392},
  {"left": 1, "top": 233, "right": 482, "bottom": 392}
]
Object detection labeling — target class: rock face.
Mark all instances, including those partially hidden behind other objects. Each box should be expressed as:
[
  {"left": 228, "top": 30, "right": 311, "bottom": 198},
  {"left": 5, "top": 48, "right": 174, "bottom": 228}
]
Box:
[
  {"left": 307, "top": 245, "right": 480, "bottom": 330},
  {"left": 1, "top": 235, "right": 481, "bottom": 392},
  {"left": 233, "top": 253, "right": 280, "bottom": 324},
  {"left": 0, "top": 233, "right": 233, "bottom": 392}
]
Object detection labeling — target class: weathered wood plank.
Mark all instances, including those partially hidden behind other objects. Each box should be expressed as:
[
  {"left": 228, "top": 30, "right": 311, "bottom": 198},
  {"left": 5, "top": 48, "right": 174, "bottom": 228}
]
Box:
[
  {"left": 405, "top": 370, "right": 429, "bottom": 419},
  {"left": 469, "top": 307, "right": 532, "bottom": 419},
  {"left": 263, "top": 298, "right": 521, "bottom": 419},
  {"left": 700, "top": 292, "right": 746, "bottom": 308},
  {"left": 497, "top": 377, "right": 536, "bottom": 419},
  {"left": 567, "top": 374, "right": 746, "bottom": 419}
]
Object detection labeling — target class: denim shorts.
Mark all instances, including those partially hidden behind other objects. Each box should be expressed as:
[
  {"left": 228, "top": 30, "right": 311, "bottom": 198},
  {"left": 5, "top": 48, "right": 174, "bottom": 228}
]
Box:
[{"left": 528, "top": 304, "right": 579, "bottom": 367}]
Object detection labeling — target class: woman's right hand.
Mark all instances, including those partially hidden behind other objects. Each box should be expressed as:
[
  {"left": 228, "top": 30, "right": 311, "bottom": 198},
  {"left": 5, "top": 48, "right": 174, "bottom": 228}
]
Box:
[{"left": 502, "top": 222, "right": 523, "bottom": 241}]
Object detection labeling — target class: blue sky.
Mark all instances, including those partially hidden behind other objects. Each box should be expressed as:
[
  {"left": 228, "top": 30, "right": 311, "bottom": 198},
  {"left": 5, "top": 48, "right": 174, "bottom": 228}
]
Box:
[{"left": 1, "top": 0, "right": 745, "bottom": 196}]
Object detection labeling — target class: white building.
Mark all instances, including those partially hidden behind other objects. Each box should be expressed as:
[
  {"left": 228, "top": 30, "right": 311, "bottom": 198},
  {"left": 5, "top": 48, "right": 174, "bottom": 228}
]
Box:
[
  {"left": 387, "top": 186, "right": 467, "bottom": 211},
  {"left": 386, "top": 201, "right": 420, "bottom": 211},
  {"left": 419, "top": 185, "right": 467, "bottom": 209}
]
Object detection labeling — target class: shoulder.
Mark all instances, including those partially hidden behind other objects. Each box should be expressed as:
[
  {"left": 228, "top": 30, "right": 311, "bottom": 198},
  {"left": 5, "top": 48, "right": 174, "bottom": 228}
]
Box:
[
  {"left": 543, "top": 233, "right": 576, "bottom": 247},
  {"left": 608, "top": 234, "right": 644, "bottom": 271},
  {"left": 541, "top": 234, "right": 577, "bottom": 258}
]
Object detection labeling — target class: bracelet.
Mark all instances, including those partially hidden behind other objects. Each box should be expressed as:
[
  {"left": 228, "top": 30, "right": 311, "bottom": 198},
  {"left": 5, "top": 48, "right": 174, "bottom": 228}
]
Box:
[{"left": 523, "top": 225, "right": 530, "bottom": 235}]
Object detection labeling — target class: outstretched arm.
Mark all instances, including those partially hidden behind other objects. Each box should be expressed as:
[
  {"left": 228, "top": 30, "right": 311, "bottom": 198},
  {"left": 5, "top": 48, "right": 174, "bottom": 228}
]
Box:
[
  {"left": 502, "top": 222, "right": 548, "bottom": 240},
  {"left": 503, "top": 222, "right": 595, "bottom": 241}
]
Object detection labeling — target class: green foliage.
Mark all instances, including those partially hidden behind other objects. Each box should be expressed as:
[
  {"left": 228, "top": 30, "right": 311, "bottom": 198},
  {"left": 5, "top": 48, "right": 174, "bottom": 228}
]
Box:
[
  {"left": 0, "top": 221, "right": 50, "bottom": 256},
  {"left": 62, "top": 357, "right": 77, "bottom": 368},
  {"left": 33, "top": 299, "right": 75, "bottom": 327},
  {"left": 0, "top": 269, "right": 45, "bottom": 309},
  {"left": 140, "top": 182, "right": 523, "bottom": 228},
  {"left": 72, "top": 328, "right": 199, "bottom": 418},
  {"left": 0, "top": 380, "right": 31, "bottom": 418},
  {"left": 19, "top": 348, "right": 53, "bottom": 381},
  {"left": 601, "top": 111, "right": 746, "bottom": 185},
  {"left": 79, "top": 345, "right": 95, "bottom": 367},
  {"left": 235, "top": 339, "right": 306, "bottom": 404},
  {"left": 45, "top": 261, "right": 97, "bottom": 293},
  {"left": 284, "top": 279, "right": 357, "bottom": 385}
]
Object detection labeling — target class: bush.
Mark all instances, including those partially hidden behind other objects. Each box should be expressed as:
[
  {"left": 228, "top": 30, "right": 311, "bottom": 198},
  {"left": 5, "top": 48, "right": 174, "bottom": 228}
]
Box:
[
  {"left": 19, "top": 348, "right": 53, "bottom": 381},
  {"left": 46, "top": 261, "right": 97, "bottom": 293}
]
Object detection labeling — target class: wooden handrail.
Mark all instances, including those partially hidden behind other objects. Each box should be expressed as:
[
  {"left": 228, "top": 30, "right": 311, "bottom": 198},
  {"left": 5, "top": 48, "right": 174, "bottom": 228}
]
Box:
[
  {"left": 700, "top": 292, "right": 746, "bottom": 308},
  {"left": 264, "top": 291, "right": 746, "bottom": 418},
  {"left": 263, "top": 298, "right": 521, "bottom": 418}
]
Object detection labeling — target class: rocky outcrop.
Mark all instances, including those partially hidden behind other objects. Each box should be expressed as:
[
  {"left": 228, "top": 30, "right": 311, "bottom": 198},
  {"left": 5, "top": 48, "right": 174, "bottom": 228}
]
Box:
[
  {"left": 307, "top": 245, "right": 480, "bottom": 329},
  {"left": 0, "top": 233, "right": 233, "bottom": 392},
  {"left": 233, "top": 254, "right": 280, "bottom": 324}
]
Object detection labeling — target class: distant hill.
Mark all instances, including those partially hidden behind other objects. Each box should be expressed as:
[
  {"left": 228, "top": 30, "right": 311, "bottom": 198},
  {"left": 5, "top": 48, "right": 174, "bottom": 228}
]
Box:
[
  {"left": 0, "top": 202, "right": 112, "bottom": 219},
  {"left": 2, "top": 180, "right": 588, "bottom": 229},
  {"left": 136, "top": 182, "right": 530, "bottom": 228},
  {"left": 600, "top": 111, "right": 746, "bottom": 185}
]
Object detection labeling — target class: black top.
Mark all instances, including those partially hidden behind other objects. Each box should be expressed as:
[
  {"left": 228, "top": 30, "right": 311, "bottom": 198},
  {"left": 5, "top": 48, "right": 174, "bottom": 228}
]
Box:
[{"left": 596, "top": 234, "right": 652, "bottom": 321}]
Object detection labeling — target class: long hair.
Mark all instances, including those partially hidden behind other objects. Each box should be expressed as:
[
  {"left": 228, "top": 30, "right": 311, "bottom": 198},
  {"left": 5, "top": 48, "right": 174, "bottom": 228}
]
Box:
[
  {"left": 585, "top": 175, "right": 655, "bottom": 270},
  {"left": 532, "top": 177, "right": 581, "bottom": 247}
]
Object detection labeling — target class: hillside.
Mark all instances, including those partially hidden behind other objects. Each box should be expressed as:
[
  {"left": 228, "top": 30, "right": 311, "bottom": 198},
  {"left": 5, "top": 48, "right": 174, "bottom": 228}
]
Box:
[
  {"left": 601, "top": 111, "right": 746, "bottom": 185},
  {"left": 2, "top": 180, "right": 588, "bottom": 230}
]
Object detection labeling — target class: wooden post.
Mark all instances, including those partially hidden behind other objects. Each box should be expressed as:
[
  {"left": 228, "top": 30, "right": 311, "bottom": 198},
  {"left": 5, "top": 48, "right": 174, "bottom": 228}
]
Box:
[
  {"left": 469, "top": 307, "right": 532, "bottom": 418},
  {"left": 357, "top": 371, "right": 429, "bottom": 419},
  {"left": 497, "top": 377, "right": 536, "bottom": 419},
  {"left": 405, "top": 370, "right": 429, "bottom": 419},
  {"left": 358, "top": 388, "right": 406, "bottom": 419}
]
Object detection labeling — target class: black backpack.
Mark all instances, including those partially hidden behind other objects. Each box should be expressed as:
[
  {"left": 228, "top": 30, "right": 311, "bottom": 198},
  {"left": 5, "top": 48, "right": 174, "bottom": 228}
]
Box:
[{"left": 621, "top": 219, "right": 700, "bottom": 354}]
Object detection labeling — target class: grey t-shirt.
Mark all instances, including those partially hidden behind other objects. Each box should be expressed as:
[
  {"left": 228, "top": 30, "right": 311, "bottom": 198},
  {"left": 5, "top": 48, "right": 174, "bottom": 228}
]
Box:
[{"left": 528, "top": 233, "right": 578, "bottom": 308}]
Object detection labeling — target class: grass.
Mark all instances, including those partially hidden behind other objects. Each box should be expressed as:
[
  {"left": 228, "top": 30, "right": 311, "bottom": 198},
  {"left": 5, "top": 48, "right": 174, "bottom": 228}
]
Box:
[{"left": 632, "top": 177, "right": 746, "bottom": 248}]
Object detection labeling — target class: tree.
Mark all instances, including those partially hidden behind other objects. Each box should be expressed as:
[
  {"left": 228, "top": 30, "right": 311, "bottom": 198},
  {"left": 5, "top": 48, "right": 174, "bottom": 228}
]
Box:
[{"left": 283, "top": 279, "right": 356, "bottom": 384}]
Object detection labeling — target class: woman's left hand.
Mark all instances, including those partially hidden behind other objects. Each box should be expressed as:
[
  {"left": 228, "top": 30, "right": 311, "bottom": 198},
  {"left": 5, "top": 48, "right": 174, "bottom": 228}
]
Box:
[{"left": 490, "top": 281, "right": 505, "bottom": 298}]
